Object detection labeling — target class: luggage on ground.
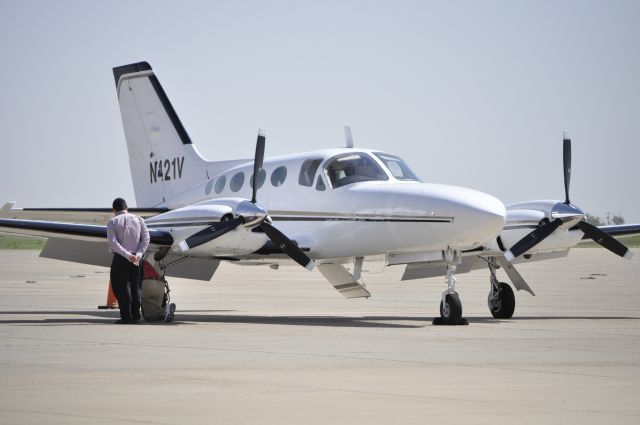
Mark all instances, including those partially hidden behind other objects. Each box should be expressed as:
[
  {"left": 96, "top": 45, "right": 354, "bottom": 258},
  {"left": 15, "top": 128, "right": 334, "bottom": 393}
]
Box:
[{"left": 140, "top": 260, "right": 176, "bottom": 322}]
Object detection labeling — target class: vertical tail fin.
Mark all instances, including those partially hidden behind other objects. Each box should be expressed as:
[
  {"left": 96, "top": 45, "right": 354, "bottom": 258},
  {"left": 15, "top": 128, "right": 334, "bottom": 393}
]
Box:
[{"left": 113, "top": 62, "right": 209, "bottom": 207}]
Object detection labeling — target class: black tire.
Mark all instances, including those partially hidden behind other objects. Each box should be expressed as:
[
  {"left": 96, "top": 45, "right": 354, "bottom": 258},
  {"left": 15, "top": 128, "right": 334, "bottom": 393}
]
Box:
[
  {"left": 439, "top": 293, "right": 463, "bottom": 324},
  {"left": 488, "top": 282, "right": 515, "bottom": 319}
]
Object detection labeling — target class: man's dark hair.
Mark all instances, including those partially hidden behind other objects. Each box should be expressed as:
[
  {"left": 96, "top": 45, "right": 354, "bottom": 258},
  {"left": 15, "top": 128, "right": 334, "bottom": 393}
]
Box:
[{"left": 112, "top": 198, "right": 128, "bottom": 212}]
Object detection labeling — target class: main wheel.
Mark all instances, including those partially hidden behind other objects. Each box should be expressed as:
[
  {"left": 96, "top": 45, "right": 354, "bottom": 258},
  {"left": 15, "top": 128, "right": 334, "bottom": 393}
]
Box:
[
  {"left": 488, "top": 282, "right": 515, "bottom": 319},
  {"left": 439, "top": 293, "right": 463, "bottom": 324}
]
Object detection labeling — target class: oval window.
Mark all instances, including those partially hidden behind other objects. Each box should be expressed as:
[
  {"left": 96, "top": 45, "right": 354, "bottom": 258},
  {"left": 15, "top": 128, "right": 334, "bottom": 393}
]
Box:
[
  {"left": 271, "top": 166, "right": 287, "bottom": 187},
  {"left": 205, "top": 179, "right": 214, "bottom": 195},
  {"left": 215, "top": 175, "right": 226, "bottom": 193},
  {"left": 249, "top": 169, "right": 267, "bottom": 189},
  {"left": 230, "top": 172, "right": 245, "bottom": 192}
]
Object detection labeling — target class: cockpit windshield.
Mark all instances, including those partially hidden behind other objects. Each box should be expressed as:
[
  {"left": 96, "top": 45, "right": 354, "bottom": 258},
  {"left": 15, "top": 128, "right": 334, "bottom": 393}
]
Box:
[
  {"left": 374, "top": 153, "right": 421, "bottom": 182},
  {"left": 325, "top": 153, "right": 389, "bottom": 188}
]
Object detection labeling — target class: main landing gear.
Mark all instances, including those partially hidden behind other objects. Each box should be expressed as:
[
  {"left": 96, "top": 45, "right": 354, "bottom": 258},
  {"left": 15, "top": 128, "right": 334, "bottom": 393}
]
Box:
[
  {"left": 433, "top": 248, "right": 468, "bottom": 326},
  {"left": 487, "top": 258, "right": 515, "bottom": 319}
]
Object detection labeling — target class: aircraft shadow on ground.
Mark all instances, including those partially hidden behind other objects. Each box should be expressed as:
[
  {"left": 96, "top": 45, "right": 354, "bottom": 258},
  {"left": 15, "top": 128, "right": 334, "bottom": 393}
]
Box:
[
  {"left": 0, "top": 310, "right": 426, "bottom": 328},
  {"left": 0, "top": 310, "right": 637, "bottom": 327},
  {"left": 172, "top": 314, "right": 430, "bottom": 328}
]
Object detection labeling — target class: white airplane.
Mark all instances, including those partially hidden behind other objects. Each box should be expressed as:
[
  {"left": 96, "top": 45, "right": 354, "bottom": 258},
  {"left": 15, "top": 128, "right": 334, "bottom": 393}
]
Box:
[{"left": 1, "top": 61, "right": 638, "bottom": 325}]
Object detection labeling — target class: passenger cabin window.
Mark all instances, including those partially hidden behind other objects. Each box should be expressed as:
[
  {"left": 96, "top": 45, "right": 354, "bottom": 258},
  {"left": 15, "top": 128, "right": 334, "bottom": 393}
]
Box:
[
  {"left": 325, "top": 153, "right": 388, "bottom": 188},
  {"left": 299, "top": 158, "right": 323, "bottom": 187},
  {"left": 249, "top": 169, "right": 266, "bottom": 189},
  {"left": 230, "top": 172, "right": 245, "bottom": 192},
  {"left": 374, "top": 153, "right": 421, "bottom": 181},
  {"left": 215, "top": 175, "right": 226, "bottom": 193},
  {"left": 271, "top": 166, "right": 287, "bottom": 187},
  {"left": 205, "top": 179, "right": 214, "bottom": 195}
]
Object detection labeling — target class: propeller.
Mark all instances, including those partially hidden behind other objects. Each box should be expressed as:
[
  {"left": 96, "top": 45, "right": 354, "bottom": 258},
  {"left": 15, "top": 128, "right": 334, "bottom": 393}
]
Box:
[
  {"left": 504, "top": 132, "right": 633, "bottom": 261},
  {"left": 249, "top": 131, "right": 314, "bottom": 269},
  {"left": 179, "top": 130, "right": 315, "bottom": 270}
]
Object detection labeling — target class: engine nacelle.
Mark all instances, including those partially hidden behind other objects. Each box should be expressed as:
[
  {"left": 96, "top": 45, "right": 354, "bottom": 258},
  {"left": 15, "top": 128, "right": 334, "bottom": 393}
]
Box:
[
  {"left": 485, "top": 199, "right": 585, "bottom": 255},
  {"left": 146, "top": 198, "right": 269, "bottom": 257}
]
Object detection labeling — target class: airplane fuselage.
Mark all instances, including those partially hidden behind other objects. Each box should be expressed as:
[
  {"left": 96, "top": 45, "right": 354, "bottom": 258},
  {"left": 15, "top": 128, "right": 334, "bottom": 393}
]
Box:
[{"left": 146, "top": 148, "right": 507, "bottom": 260}]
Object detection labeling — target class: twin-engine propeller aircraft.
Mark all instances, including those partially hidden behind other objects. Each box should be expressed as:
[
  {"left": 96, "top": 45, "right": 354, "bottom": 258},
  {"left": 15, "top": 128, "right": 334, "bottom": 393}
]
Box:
[{"left": 1, "top": 61, "right": 638, "bottom": 325}]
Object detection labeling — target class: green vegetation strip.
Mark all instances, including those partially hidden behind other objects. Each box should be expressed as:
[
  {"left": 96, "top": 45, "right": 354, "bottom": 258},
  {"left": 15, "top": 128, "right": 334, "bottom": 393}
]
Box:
[{"left": 0, "top": 235, "right": 46, "bottom": 249}]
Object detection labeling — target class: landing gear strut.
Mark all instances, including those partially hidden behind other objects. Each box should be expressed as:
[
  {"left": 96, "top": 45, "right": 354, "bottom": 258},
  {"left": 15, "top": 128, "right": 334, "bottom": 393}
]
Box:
[
  {"left": 487, "top": 258, "right": 515, "bottom": 319},
  {"left": 433, "top": 248, "right": 468, "bottom": 326}
]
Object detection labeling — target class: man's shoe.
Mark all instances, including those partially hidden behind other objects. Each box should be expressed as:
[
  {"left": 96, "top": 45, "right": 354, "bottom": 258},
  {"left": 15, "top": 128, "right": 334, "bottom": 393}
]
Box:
[
  {"left": 114, "top": 319, "right": 132, "bottom": 324},
  {"left": 164, "top": 303, "right": 176, "bottom": 323}
]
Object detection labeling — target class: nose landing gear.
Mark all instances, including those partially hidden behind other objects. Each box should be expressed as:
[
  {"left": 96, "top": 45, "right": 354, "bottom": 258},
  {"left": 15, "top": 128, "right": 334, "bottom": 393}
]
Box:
[{"left": 433, "top": 248, "right": 468, "bottom": 326}]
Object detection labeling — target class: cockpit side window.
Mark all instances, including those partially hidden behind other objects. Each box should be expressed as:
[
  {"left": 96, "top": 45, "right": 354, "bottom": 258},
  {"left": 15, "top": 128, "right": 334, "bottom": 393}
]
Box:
[
  {"left": 298, "top": 158, "right": 323, "bottom": 187},
  {"left": 373, "top": 153, "right": 421, "bottom": 182},
  {"left": 325, "top": 153, "right": 388, "bottom": 188}
]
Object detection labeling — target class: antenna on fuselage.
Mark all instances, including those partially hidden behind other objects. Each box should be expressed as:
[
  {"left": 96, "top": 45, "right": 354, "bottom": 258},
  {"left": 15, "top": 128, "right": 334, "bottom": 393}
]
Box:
[{"left": 344, "top": 125, "right": 354, "bottom": 148}]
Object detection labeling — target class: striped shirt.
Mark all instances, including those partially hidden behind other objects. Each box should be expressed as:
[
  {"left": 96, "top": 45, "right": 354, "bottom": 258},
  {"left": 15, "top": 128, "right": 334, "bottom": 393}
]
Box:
[{"left": 106, "top": 211, "right": 150, "bottom": 259}]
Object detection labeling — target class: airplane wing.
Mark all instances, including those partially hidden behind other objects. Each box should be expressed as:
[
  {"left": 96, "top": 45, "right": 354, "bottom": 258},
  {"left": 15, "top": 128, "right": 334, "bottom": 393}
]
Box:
[
  {"left": 1, "top": 202, "right": 167, "bottom": 224},
  {"left": 401, "top": 223, "right": 640, "bottom": 283},
  {"left": 0, "top": 218, "right": 172, "bottom": 244},
  {"left": 0, "top": 218, "right": 221, "bottom": 281},
  {"left": 580, "top": 223, "right": 640, "bottom": 239}
]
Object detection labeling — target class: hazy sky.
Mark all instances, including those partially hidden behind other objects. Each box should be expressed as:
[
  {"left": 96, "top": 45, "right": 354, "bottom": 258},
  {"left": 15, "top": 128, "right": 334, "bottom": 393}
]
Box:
[{"left": 1, "top": 0, "right": 639, "bottom": 221}]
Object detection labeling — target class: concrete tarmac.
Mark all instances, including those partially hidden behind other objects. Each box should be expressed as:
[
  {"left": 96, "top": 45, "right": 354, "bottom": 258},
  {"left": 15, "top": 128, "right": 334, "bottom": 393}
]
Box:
[{"left": 0, "top": 248, "right": 639, "bottom": 424}]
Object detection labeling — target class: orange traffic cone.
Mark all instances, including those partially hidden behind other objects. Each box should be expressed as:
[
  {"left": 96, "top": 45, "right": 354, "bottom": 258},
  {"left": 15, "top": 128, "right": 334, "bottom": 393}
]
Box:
[{"left": 97, "top": 280, "right": 119, "bottom": 309}]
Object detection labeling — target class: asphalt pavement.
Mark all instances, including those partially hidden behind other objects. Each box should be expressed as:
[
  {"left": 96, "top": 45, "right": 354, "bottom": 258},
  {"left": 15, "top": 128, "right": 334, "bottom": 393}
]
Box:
[{"left": 0, "top": 248, "right": 639, "bottom": 424}]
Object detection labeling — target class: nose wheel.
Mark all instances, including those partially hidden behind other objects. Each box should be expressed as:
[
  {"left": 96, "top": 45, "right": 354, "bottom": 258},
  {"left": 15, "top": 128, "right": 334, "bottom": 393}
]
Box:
[
  {"left": 433, "top": 248, "right": 469, "bottom": 325},
  {"left": 439, "top": 293, "right": 463, "bottom": 323}
]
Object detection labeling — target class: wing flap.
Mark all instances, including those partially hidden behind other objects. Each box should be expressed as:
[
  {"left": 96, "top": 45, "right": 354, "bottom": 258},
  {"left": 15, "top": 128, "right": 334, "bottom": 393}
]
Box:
[
  {"left": 317, "top": 263, "right": 371, "bottom": 298},
  {"left": 40, "top": 238, "right": 220, "bottom": 281},
  {"left": 40, "top": 238, "right": 112, "bottom": 267}
]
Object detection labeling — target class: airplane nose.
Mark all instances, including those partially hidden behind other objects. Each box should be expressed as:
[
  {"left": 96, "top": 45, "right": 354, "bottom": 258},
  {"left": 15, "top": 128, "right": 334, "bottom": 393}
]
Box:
[
  {"left": 352, "top": 181, "right": 506, "bottom": 250},
  {"left": 422, "top": 184, "right": 506, "bottom": 247},
  {"left": 451, "top": 187, "right": 506, "bottom": 245}
]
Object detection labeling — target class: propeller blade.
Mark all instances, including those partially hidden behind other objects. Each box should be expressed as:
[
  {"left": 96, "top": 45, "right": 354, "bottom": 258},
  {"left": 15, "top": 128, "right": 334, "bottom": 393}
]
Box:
[
  {"left": 260, "top": 221, "right": 315, "bottom": 270},
  {"left": 577, "top": 221, "right": 633, "bottom": 259},
  {"left": 504, "top": 218, "right": 563, "bottom": 261},
  {"left": 563, "top": 131, "right": 571, "bottom": 204},
  {"left": 251, "top": 131, "right": 266, "bottom": 204},
  {"left": 179, "top": 217, "right": 243, "bottom": 251}
]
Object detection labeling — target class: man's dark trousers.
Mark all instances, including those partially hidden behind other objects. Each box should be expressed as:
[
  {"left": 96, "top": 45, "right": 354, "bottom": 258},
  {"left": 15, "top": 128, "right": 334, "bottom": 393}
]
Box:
[{"left": 110, "top": 254, "right": 141, "bottom": 321}]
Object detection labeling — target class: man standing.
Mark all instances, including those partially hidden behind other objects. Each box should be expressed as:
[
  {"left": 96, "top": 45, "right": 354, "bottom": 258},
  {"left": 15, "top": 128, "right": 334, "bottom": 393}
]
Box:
[{"left": 107, "top": 198, "right": 150, "bottom": 324}]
